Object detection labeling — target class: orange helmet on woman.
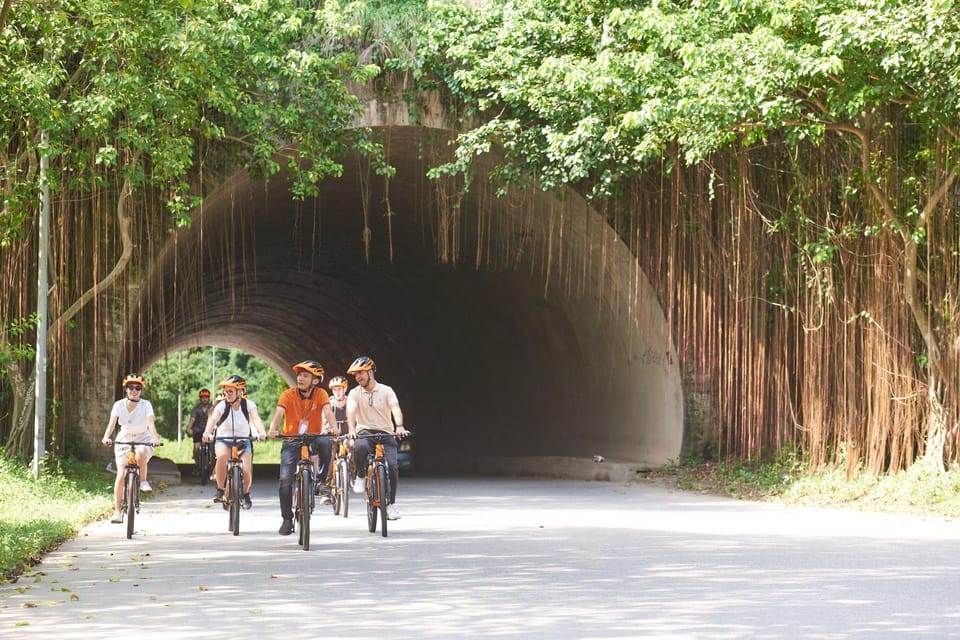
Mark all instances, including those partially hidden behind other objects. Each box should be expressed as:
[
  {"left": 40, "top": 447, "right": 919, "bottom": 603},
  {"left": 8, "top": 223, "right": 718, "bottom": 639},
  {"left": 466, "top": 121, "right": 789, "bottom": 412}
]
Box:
[
  {"left": 293, "top": 360, "right": 324, "bottom": 381},
  {"left": 218, "top": 374, "right": 246, "bottom": 390},
  {"left": 346, "top": 356, "right": 375, "bottom": 374},
  {"left": 328, "top": 376, "right": 348, "bottom": 389},
  {"left": 122, "top": 373, "right": 146, "bottom": 388}
]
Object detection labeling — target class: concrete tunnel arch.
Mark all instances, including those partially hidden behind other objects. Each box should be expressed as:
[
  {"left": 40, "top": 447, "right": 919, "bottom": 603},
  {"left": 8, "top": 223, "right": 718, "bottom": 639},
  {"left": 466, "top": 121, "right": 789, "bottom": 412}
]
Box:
[{"left": 129, "top": 124, "right": 683, "bottom": 476}]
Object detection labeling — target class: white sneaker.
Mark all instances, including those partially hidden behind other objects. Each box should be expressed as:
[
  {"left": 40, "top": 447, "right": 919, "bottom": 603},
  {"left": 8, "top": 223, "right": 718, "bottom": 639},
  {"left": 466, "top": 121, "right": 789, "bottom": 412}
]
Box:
[
  {"left": 386, "top": 504, "right": 401, "bottom": 520},
  {"left": 110, "top": 511, "right": 122, "bottom": 523},
  {"left": 352, "top": 476, "right": 365, "bottom": 495},
  {"left": 140, "top": 480, "right": 153, "bottom": 492}
]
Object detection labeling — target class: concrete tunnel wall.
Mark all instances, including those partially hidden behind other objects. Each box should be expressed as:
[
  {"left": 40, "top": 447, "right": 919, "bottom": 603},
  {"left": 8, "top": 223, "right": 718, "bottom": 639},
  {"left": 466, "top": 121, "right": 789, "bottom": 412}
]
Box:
[{"left": 131, "top": 125, "right": 683, "bottom": 473}]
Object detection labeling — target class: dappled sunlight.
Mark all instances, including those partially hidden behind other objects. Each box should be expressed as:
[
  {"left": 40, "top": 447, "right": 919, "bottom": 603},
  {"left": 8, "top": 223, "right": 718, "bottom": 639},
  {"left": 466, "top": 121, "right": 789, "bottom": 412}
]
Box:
[{"left": 3, "top": 478, "right": 960, "bottom": 638}]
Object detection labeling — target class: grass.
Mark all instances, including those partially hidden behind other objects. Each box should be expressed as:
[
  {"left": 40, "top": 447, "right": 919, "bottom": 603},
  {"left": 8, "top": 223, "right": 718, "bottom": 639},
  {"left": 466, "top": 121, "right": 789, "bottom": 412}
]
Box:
[
  {"left": 0, "top": 437, "right": 285, "bottom": 580},
  {"left": 158, "top": 436, "right": 282, "bottom": 464},
  {"left": 0, "top": 456, "right": 112, "bottom": 579},
  {"left": 645, "top": 455, "right": 960, "bottom": 519}
]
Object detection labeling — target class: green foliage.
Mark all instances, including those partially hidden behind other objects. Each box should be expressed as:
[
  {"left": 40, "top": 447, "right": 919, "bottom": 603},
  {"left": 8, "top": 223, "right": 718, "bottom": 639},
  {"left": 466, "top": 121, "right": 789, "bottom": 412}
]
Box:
[
  {"left": 420, "top": 0, "right": 960, "bottom": 202},
  {"left": 144, "top": 347, "right": 286, "bottom": 439},
  {"left": 0, "top": 314, "right": 39, "bottom": 375},
  {"left": 0, "top": 0, "right": 379, "bottom": 235},
  {"left": 0, "top": 453, "right": 111, "bottom": 578}
]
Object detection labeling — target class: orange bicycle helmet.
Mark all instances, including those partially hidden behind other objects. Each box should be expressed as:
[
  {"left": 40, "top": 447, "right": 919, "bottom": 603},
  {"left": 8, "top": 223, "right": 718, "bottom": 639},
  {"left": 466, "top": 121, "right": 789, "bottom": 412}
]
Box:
[
  {"left": 199, "top": 388, "right": 211, "bottom": 398},
  {"left": 122, "top": 373, "right": 146, "bottom": 388},
  {"left": 292, "top": 360, "right": 324, "bottom": 382},
  {"left": 218, "top": 374, "right": 246, "bottom": 390},
  {"left": 346, "top": 356, "right": 375, "bottom": 374},
  {"left": 328, "top": 375, "right": 348, "bottom": 389}
]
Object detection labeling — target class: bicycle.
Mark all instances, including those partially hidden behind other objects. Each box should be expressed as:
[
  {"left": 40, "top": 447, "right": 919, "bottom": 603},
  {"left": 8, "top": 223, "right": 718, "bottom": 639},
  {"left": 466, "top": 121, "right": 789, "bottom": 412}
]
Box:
[
  {"left": 279, "top": 433, "right": 323, "bottom": 550},
  {"left": 111, "top": 440, "right": 162, "bottom": 539},
  {"left": 219, "top": 436, "right": 250, "bottom": 536},
  {"left": 196, "top": 440, "right": 214, "bottom": 486},
  {"left": 330, "top": 435, "right": 353, "bottom": 518},
  {"left": 354, "top": 431, "right": 412, "bottom": 537}
]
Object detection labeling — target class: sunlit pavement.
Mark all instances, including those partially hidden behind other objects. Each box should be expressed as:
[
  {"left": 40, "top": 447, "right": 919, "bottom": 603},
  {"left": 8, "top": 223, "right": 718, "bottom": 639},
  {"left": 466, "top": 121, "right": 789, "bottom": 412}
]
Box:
[{"left": 3, "top": 476, "right": 960, "bottom": 639}]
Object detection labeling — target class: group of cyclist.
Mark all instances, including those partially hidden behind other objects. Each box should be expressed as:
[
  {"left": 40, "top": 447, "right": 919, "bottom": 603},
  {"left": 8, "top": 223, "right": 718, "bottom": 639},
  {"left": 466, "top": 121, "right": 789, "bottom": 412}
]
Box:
[{"left": 103, "top": 355, "right": 409, "bottom": 534}]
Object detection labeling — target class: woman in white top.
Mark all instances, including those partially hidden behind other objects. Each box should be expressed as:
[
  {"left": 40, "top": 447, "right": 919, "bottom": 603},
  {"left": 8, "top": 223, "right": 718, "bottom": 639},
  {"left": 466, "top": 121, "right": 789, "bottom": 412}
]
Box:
[
  {"left": 102, "top": 373, "right": 161, "bottom": 523},
  {"left": 202, "top": 374, "right": 266, "bottom": 510}
]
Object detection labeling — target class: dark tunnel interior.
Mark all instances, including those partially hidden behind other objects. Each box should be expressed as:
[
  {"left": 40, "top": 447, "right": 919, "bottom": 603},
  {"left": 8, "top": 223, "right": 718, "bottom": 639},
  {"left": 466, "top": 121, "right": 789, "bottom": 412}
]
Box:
[{"left": 130, "top": 126, "right": 683, "bottom": 473}]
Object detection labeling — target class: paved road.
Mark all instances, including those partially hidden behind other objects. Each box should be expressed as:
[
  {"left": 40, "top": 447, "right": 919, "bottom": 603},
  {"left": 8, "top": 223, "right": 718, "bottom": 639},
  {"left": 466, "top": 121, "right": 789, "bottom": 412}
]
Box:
[{"left": 2, "top": 476, "right": 960, "bottom": 639}]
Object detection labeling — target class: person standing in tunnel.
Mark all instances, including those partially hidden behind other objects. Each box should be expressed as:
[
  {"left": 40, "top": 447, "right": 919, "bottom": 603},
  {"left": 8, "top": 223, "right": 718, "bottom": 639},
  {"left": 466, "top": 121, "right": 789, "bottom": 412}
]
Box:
[
  {"left": 346, "top": 356, "right": 409, "bottom": 521},
  {"left": 102, "top": 374, "right": 162, "bottom": 523},
  {"left": 185, "top": 388, "right": 213, "bottom": 473},
  {"left": 202, "top": 375, "right": 266, "bottom": 510},
  {"left": 266, "top": 360, "right": 340, "bottom": 536}
]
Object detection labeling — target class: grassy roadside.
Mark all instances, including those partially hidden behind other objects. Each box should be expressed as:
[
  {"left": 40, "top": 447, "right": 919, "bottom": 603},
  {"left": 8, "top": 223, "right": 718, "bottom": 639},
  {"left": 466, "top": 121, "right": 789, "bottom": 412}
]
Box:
[
  {"left": 0, "top": 456, "right": 112, "bottom": 580},
  {"left": 0, "top": 437, "right": 282, "bottom": 580},
  {"left": 641, "top": 456, "right": 960, "bottom": 519}
]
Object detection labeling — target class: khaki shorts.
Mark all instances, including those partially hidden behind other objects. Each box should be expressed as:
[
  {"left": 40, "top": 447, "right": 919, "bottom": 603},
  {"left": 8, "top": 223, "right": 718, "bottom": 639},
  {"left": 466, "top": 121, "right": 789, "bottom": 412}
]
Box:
[{"left": 114, "top": 442, "right": 154, "bottom": 469}]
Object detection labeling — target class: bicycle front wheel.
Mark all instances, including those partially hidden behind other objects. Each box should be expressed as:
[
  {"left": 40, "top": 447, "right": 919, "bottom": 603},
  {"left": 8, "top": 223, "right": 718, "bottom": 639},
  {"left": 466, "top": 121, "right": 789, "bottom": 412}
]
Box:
[
  {"left": 125, "top": 471, "right": 138, "bottom": 539},
  {"left": 375, "top": 463, "right": 389, "bottom": 537},
  {"left": 299, "top": 470, "right": 311, "bottom": 551},
  {"left": 366, "top": 467, "right": 378, "bottom": 533},
  {"left": 337, "top": 460, "right": 349, "bottom": 518},
  {"left": 229, "top": 465, "right": 242, "bottom": 536}
]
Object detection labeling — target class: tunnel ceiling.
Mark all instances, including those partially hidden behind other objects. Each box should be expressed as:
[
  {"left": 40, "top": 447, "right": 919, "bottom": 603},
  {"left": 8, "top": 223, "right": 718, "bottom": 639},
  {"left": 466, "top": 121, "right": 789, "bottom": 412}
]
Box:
[{"left": 132, "top": 126, "right": 683, "bottom": 471}]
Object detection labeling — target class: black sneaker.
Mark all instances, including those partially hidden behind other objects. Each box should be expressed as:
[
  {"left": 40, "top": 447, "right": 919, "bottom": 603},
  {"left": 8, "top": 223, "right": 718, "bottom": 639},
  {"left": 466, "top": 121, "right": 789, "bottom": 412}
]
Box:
[
  {"left": 213, "top": 488, "right": 224, "bottom": 503},
  {"left": 241, "top": 493, "right": 252, "bottom": 510},
  {"left": 278, "top": 518, "right": 294, "bottom": 535}
]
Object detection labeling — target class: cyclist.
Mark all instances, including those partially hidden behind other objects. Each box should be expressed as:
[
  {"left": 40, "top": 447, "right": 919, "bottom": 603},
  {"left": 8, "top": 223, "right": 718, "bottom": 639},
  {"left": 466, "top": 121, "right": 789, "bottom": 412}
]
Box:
[
  {"left": 185, "top": 388, "right": 213, "bottom": 473},
  {"left": 202, "top": 375, "right": 266, "bottom": 510},
  {"left": 101, "top": 373, "right": 161, "bottom": 523},
  {"left": 267, "top": 360, "right": 340, "bottom": 535},
  {"left": 322, "top": 375, "right": 350, "bottom": 495},
  {"left": 346, "top": 356, "right": 408, "bottom": 521}
]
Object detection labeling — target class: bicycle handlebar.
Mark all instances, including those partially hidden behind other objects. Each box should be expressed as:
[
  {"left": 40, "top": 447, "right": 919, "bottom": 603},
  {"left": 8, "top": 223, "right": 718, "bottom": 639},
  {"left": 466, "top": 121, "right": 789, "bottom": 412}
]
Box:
[
  {"left": 105, "top": 440, "right": 163, "bottom": 447},
  {"left": 350, "top": 430, "right": 413, "bottom": 440}
]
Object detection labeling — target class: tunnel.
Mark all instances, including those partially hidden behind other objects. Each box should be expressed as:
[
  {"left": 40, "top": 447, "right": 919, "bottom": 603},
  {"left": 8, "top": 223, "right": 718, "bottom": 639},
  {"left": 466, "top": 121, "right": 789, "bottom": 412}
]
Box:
[{"left": 129, "top": 124, "right": 683, "bottom": 475}]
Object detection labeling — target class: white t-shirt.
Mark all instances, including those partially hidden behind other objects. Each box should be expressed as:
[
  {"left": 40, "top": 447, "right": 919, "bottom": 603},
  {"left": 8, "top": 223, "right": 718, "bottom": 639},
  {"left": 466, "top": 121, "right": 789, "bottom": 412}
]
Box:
[
  {"left": 209, "top": 398, "right": 259, "bottom": 438},
  {"left": 110, "top": 399, "right": 155, "bottom": 442}
]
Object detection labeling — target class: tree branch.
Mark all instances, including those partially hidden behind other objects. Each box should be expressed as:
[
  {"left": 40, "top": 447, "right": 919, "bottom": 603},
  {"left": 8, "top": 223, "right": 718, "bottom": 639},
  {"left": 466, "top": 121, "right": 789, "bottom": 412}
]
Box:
[{"left": 50, "top": 157, "right": 140, "bottom": 341}]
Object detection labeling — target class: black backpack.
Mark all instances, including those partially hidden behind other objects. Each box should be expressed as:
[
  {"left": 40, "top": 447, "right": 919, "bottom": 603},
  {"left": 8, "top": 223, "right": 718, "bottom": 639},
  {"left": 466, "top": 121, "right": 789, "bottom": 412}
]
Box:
[{"left": 216, "top": 398, "right": 249, "bottom": 426}]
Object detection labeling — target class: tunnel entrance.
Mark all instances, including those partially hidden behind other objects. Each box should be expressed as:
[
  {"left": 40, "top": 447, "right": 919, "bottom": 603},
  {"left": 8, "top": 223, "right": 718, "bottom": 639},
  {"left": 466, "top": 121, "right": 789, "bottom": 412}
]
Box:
[{"left": 130, "top": 126, "right": 683, "bottom": 474}]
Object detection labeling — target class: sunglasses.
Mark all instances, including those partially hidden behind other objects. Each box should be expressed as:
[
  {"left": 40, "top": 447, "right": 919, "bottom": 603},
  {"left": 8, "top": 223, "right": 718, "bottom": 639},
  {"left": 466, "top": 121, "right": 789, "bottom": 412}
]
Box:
[{"left": 126, "top": 385, "right": 143, "bottom": 391}]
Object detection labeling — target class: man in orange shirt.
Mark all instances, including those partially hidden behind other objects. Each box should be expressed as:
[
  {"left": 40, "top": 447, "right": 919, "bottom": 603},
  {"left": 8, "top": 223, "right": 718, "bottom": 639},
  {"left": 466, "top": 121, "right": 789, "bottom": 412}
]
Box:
[{"left": 266, "top": 360, "right": 340, "bottom": 536}]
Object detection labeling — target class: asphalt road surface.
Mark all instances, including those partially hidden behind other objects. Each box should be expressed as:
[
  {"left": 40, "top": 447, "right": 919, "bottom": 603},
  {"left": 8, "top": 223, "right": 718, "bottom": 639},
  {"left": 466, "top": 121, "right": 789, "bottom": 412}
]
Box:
[{"left": 2, "top": 475, "right": 960, "bottom": 639}]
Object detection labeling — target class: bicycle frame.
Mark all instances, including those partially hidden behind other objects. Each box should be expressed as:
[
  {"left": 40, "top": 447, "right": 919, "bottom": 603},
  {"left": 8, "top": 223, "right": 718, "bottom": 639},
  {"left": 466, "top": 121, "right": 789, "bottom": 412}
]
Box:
[
  {"left": 280, "top": 433, "right": 319, "bottom": 550},
  {"left": 222, "top": 437, "right": 247, "bottom": 536},
  {"left": 354, "top": 433, "right": 393, "bottom": 537},
  {"left": 113, "top": 440, "right": 158, "bottom": 539}
]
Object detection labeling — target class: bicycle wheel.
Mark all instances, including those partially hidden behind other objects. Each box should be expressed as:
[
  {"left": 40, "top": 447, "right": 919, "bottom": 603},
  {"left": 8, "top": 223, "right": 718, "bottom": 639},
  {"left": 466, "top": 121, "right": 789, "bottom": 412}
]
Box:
[
  {"left": 337, "top": 460, "right": 350, "bottom": 518},
  {"left": 299, "top": 469, "right": 311, "bottom": 551},
  {"left": 375, "top": 463, "right": 389, "bottom": 537},
  {"left": 229, "top": 465, "right": 241, "bottom": 536},
  {"left": 125, "top": 470, "right": 138, "bottom": 539},
  {"left": 366, "top": 466, "right": 377, "bottom": 533},
  {"left": 199, "top": 445, "right": 211, "bottom": 486}
]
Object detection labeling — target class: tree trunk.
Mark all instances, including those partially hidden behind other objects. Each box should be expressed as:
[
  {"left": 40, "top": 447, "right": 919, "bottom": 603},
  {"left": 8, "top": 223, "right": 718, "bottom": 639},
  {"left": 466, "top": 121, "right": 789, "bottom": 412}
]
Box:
[{"left": 4, "top": 168, "right": 137, "bottom": 461}]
